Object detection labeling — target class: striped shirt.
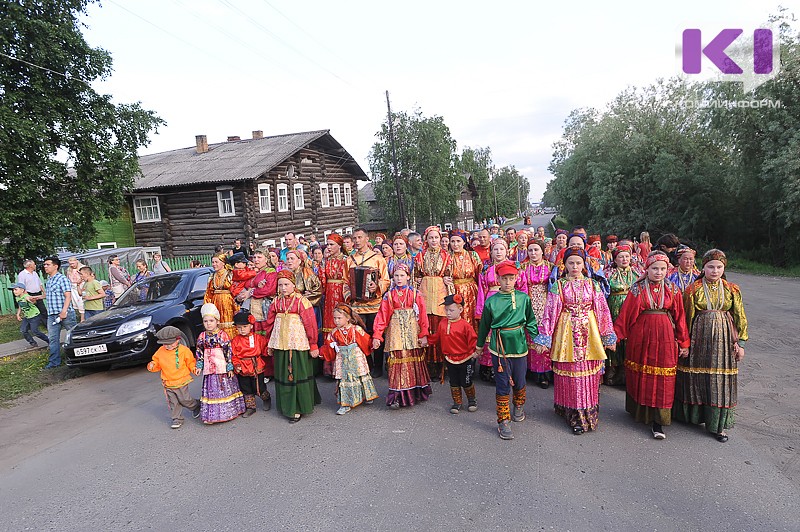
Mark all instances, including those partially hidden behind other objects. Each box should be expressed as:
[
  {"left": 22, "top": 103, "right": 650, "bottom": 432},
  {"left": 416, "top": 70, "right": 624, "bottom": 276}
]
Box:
[{"left": 45, "top": 273, "right": 72, "bottom": 315}]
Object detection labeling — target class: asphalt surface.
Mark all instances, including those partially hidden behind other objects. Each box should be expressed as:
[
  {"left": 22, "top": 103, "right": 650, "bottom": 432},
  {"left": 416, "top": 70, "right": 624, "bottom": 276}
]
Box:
[{"left": 0, "top": 272, "right": 797, "bottom": 531}]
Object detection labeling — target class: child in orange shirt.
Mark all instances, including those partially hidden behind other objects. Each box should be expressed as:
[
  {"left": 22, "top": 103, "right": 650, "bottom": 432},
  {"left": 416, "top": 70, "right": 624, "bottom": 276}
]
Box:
[{"left": 147, "top": 326, "right": 201, "bottom": 429}]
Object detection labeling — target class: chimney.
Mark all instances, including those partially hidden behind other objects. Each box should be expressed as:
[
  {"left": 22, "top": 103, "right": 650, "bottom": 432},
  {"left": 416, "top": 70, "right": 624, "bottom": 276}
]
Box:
[
  {"left": 227, "top": 135, "right": 241, "bottom": 142},
  {"left": 195, "top": 134, "right": 208, "bottom": 154},
  {"left": 252, "top": 130, "right": 264, "bottom": 139}
]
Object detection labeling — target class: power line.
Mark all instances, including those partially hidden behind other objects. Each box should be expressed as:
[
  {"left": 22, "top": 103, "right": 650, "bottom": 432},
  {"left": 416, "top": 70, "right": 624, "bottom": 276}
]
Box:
[{"left": 0, "top": 51, "right": 91, "bottom": 84}]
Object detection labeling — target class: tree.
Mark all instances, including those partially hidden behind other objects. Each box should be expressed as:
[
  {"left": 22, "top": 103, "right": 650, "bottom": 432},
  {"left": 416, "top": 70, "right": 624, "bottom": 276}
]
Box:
[
  {"left": 368, "top": 108, "right": 460, "bottom": 231},
  {"left": 492, "top": 165, "right": 530, "bottom": 218},
  {"left": 0, "top": 0, "right": 164, "bottom": 262}
]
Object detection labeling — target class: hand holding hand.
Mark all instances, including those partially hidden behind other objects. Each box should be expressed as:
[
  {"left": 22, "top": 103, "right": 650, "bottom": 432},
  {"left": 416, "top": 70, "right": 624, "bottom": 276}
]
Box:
[
  {"left": 419, "top": 337, "right": 428, "bottom": 348},
  {"left": 606, "top": 342, "right": 616, "bottom": 352},
  {"left": 678, "top": 347, "right": 689, "bottom": 358},
  {"left": 310, "top": 348, "right": 320, "bottom": 359},
  {"left": 734, "top": 345, "right": 745, "bottom": 362},
  {"left": 372, "top": 339, "right": 381, "bottom": 350}
]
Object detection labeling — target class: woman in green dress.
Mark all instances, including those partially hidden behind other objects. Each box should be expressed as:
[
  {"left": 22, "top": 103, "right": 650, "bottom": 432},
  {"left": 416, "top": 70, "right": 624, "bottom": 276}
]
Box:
[{"left": 604, "top": 244, "right": 639, "bottom": 386}]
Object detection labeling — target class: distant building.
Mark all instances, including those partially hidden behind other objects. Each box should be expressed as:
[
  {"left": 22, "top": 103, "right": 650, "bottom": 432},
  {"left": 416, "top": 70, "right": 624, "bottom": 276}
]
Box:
[{"left": 128, "top": 130, "right": 366, "bottom": 255}]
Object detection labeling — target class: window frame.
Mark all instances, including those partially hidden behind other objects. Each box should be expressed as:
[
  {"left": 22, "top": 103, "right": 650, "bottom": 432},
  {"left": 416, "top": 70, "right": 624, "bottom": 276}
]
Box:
[
  {"left": 319, "top": 183, "right": 330, "bottom": 208},
  {"left": 277, "top": 184, "right": 289, "bottom": 212},
  {"left": 216, "top": 188, "right": 236, "bottom": 217},
  {"left": 132, "top": 196, "right": 162, "bottom": 223},
  {"left": 293, "top": 183, "right": 305, "bottom": 211},
  {"left": 258, "top": 183, "right": 272, "bottom": 213},
  {"left": 332, "top": 184, "right": 341, "bottom": 207},
  {"left": 344, "top": 183, "right": 352, "bottom": 206}
]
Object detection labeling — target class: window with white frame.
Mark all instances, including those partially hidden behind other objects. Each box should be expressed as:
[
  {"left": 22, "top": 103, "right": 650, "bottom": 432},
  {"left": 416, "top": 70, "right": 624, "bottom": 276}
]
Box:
[
  {"left": 216, "top": 188, "right": 235, "bottom": 217},
  {"left": 133, "top": 196, "right": 161, "bottom": 223},
  {"left": 444, "top": 223, "right": 453, "bottom": 231},
  {"left": 293, "top": 184, "right": 305, "bottom": 210},
  {"left": 466, "top": 199, "right": 473, "bottom": 212},
  {"left": 263, "top": 239, "right": 276, "bottom": 248},
  {"left": 332, "top": 184, "right": 341, "bottom": 206},
  {"left": 280, "top": 237, "right": 286, "bottom": 248},
  {"left": 345, "top": 227, "right": 353, "bottom": 235},
  {"left": 458, "top": 199, "right": 465, "bottom": 213},
  {"left": 319, "top": 183, "right": 329, "bottom": 208},
  {"left": 457, "top": 221, "right": 465, "bottom": 230},
  {"left": 258, "top": 184, "right": 272, "bottom": 213},
  {"left": 323, "top": 230, "right": 332, "bottom": 240},
  {"left": 467, "top": 219, "right": 474, "bottom": 231},
  {"left": 335, "top": 228, "right": 343, "bottom": 235},
  {"left": 277, "top": 184, "right": 289, "bottom": 212},
  {"left": 344, "top": 183, "right": 352, "bottom": 206},
  {"left": 97, "top": 242, "right": 118, "bottom": 249}
]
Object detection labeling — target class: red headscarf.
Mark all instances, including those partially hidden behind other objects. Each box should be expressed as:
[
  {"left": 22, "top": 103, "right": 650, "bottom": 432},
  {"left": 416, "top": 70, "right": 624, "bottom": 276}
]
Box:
[{"left": 327, "top": 233, "right": 344, "bottom": 247}]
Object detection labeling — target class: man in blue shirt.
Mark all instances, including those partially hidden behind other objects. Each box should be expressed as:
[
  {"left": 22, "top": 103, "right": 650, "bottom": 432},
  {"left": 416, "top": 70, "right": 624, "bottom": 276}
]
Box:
[{"left": 38, "top": 256, "right": 76, "bottom": 368}]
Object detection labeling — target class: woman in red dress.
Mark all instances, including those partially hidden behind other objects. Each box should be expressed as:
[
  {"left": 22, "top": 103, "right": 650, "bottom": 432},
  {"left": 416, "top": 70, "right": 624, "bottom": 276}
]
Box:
[
  {"left": 320, "top": 234, "right": 349, "bottom": 377},
  {"left": 614, "top": 251, "right": 689, "bottom": 439}
]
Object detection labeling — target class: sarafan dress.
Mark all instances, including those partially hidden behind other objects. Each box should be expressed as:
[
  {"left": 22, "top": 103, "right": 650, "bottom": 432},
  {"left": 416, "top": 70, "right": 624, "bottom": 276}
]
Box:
[
  {"left": 321, "top": 324, "right": 379, "bottom": 408},
  {"left": 196, "top": 329, "right": 245, "bottom": 424}
]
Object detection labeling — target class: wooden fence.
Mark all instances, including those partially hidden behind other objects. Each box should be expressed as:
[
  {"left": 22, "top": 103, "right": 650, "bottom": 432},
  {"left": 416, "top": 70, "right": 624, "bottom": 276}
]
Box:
[{"left": 0, "top": 255, "right": 211, "bottom": 315}]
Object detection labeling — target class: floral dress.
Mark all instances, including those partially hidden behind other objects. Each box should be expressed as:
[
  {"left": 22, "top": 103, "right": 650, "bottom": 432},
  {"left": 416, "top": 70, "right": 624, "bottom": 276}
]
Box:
[{"left": 196, "top": 329, "right": 245, "bottom": 424}]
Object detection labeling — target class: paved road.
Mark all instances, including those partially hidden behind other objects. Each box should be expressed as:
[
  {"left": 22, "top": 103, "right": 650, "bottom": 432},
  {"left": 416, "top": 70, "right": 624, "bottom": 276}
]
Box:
[{"left": 0, "top": 272, "right": 797, "bottom": 531}]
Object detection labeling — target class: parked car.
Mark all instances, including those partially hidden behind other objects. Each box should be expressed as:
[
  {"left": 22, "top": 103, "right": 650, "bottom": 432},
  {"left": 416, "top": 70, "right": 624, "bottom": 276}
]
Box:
[{"left": 64, "top": 268, "right": 212, "bottom": 369}]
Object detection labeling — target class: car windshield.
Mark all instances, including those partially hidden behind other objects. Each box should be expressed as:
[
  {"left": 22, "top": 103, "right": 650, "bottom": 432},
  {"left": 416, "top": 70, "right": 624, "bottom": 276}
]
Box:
[{"left": 113, "top": 275, "right": 184, "bottom": 306}]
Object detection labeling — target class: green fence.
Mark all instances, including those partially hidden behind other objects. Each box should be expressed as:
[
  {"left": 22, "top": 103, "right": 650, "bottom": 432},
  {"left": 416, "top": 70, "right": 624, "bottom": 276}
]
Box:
[{"left": 0, "top": 255, "right": 212, "bottom": 315}]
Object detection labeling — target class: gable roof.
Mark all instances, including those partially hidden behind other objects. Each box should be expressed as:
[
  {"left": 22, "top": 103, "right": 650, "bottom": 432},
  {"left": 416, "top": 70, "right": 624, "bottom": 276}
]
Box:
[
  {"left": 133, "top": 129, "right": 366, "bottom": 191},
  {"left": 360, "top": 182, "right": 377, "bottom": 202}
]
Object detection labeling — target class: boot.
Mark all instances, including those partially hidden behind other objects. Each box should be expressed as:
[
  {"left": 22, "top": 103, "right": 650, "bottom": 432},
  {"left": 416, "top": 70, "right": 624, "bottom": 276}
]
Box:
[
  {"left": 260, "top": 390, "right": 272, "bottom": 411},
  {"left": 465, "top": 385, "right": 477, "bottom": 412},
  {"left": 512, "top": 387, "right": 526, "bottom": 422},
  {"left": 450, "top": 386, "right": 463, "bottom": 414}
]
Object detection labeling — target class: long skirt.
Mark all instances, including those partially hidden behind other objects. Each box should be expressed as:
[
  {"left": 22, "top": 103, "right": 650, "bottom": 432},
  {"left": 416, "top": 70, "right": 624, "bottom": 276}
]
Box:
[
  {"left": 527, "top": 283, "right": 552, "bottom": 374},
  {"left": 553, "top": 360, "right": 603, "bottom": 431},
  {"left": 425, "top": 315, "right": 445, "bottom": 363},
  {"left": 252, "top": 297, "right": 274, "bottom": 377},
  {"left": 624, "top": 312, "right": 678, "bottom": 425},
  {"left": 274, "top": 348, "right": 321, "bottom": 419},
  {"left": 386, "top": 349, "right": 432, "bottom": 407},
  {"left": 336, "top": 344, "right": 378, "bottom": 407},
  {"left": 201, "top": 374, "right": 245, "bottom": 424},
  {"left": 673, "top": 311, "right": 738, "bottom": 433}
]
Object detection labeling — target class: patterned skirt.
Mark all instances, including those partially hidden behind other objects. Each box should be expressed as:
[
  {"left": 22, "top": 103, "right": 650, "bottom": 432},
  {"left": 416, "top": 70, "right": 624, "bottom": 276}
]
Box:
[
  {"left": 425, "top": 314, "right": 445, "bottom": 363},
  {"left": 201, "top": 374, "right": 246, "bottom": 424},
  {"left": 336, "top": 344, "right": 378, "bottom": 407},
  {"left": 527, "top": 283, "right": 552, "bottom": 373},
  {"left": 273, "top": 348, "right": 321, "bottom": 419},
  {"left": 673, "top": 311, "right": 738, "bottom": 433},
  {"left": 386, "top": 348, "right": 432, "bottom": 407},
  {"left": 553, "top": 360, "right": 603, "bottom": 431}
]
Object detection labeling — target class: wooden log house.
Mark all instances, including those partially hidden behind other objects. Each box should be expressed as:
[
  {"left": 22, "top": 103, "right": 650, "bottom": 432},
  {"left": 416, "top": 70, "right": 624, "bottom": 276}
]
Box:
[{"left": 128, "top": 130, "right": 366, "bottom": 255}]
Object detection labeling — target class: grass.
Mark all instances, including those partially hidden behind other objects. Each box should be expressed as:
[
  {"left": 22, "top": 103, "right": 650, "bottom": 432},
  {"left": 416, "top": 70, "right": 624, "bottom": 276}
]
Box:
[
  {"left": 726, "top": 256, "right": 800, "bottom": 278},
  {"left": 0, "top": 350, "right": 88, "bottom": 405},
  {"left": 0, "top": 314, "right": 25, "bottom": 344}
]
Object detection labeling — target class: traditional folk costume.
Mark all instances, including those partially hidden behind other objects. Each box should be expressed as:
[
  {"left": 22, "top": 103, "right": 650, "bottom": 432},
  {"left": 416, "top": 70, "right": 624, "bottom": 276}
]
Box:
[
  {"left": 428, "top": 294, "right": 479, "bottom": 413},
  {"left": 320, "top": 308, "right": 379, "bottom": 410},
  {"left": 614, "top": 253, "right": 690, "bottom": 433},
  {"left": 604, "top": 245, "right": 639, "bottom": 386},
  {"left": 674, "top": 250, "right": 748, "bottom": 437},
  {"left": 476, "top": 239, "right": 527, "bottom": 379},
  {"left": 476, "top": 261, "right": 538, "bottom": 439},
  {"left": 230, "top": 266, "right": 257, "bottom": 308},
  {"left": 195, "top": 304, "right": 246, "bottom": 424},
  {"left": 345, "top": 247, "right": 391, "bottom": 376},
  {"left": 414, "top": 226, "right": 453, "bottom": 372},
  {"left": 230, "top": 312, "right": 272, "bottom": 414},
  {"left": 249, "top": 263, "right": 277, "bottom": 376},
  {"left": 667, "top": 245, "right": 701, "bottom": 292},
  {"left": 264, "top": 272, "right": 321, "bottom": 422},
  {"left": 372, "top": 277, "right": 432, "bottom": 408},
  {"left": 321, "top": 236, "right": 349, "bottom": 376},
  {"left": 534, "top": 249, "right": 616, "bottom": 434},
  {"left": 204, "top": 254, "right": 240, "bottom": 339},
  {"left": 147, "top": 326, "right": 200, "bottom": 429},
  {"left": 448, "top": 231, "right": 482, "bottom": 331},
  {"left": 521, "top": 258, "right": 552, "bottom": 383}
]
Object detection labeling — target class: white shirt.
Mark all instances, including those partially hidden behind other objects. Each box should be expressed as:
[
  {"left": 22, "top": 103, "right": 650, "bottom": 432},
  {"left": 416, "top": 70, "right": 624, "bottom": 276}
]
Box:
[{"left": 17, "top": 269, "right": 43, "bottom": 293}]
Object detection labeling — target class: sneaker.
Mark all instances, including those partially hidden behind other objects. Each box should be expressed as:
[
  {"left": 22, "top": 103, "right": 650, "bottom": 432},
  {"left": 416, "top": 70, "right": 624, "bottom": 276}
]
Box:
[
  {"left": 572, "top": 425, "right": 585, "bottom": 435},
  {"left": 242, "top": 408, "right": 256, "bottom": 418},
  {"left": 365, "top": 400, "right": 374, "bottom": 405},
  {"left": 652, "top": 423, "right": 666, "bottom": 440},
  {"left": 336, "top": 406, "right": 351, "bottom": 415},
  {"left": 449, "top": 403, "right": 462, "bottom": 414},
  {"left": 498, "top": 420, "right": 514, "bottom": 440},
  {"left": 192, "top": 405, "right": 201, "bottom": 418},
  {"left": 538, "top": 379, "right": 549, "bottom": 390},
  {"left": 512, "top": 404, "right": 526, "bottom": 422},
  {"left": 28, "top": 341, "right": 39, "bottom": 347},
  {"left": 170, "top": 420, "right": 183, "bottom": 429},
  {"left": 389, "top": 400, "right": 400, "bottom": 410},
  {"left": 467, "top": 400, "right": 478, "bottom": 413}
]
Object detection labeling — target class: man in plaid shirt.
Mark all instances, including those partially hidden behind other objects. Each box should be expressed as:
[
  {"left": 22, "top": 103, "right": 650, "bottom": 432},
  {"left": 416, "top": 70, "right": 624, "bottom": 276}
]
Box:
[{"left": 37, "top": 256, "right": 76, "bottom": 368}]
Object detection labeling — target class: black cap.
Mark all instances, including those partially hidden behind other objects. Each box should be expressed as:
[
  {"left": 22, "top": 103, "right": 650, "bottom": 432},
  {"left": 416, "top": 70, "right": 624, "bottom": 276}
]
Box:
[
  {"left": 230, "top": 252, "right": 247, "bottom": 265},
  {"left": 441, "top": 293, "right": 464, "bottom": 306},
  {"left": 233, "top": 310, "right": 252, "bottom": 326}
]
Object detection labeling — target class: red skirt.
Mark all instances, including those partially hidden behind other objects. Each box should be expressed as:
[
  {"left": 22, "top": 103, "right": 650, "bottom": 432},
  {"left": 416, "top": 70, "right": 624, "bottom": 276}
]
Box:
[{"left": 624, "top": 313, "right": 678, "bottom": 409}]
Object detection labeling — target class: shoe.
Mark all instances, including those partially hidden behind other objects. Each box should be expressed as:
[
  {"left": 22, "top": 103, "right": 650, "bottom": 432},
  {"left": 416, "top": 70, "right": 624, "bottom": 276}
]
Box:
[
  {"left": 498, "top": 420, "right": 514, "bottom": 440},
  {"left": 449, "top": 403, "right": 462, "bottom": 414},
  {"left": 242, "top": 408, "right": 256, "bottom": 418},
  {"left": 538, "top": 379, "right": 549, "bottom": 389},
  {"left": 288, "top": 414, "right": 301, "bottom": 424},
  {"left": 467, "top": 400, "right": 478, "bottom": 413},
  {"left": 716, "top": 433, "right": 729, "bottom": 443},
  {"left": 652, "top": 423, "right": 666, "bottom": 440},
  {"left": 336, "top": 406, "right": 351, "bottom": 415},
  {"left": 28, "top": 341, "right": 38, "bottom": 347},
  {"left": 192, "top": 405, "right": 201, "bottom": 418},
  {"left": 572, "top": 426, "right": 585, "bottom": 435},
  {"left": 512, "top": 405, "right": 526, "bottom": 422},
  {"left": 170, "top": 420, "right": 183, "bottom": 429},
  {"left": 389, "top": 400, "right": 400, "bottom": 410},
  {"left": 262, "top": 395, "right": 272, "bottom": 411},
  {"left": 365, "top": 400, "right": 374, "bottom": 405}
]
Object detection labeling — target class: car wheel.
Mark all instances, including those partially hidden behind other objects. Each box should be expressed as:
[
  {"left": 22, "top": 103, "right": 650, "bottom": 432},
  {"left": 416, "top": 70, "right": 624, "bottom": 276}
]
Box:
[{"left": 178, "top": 328, "right": 193, "bottom": 350}]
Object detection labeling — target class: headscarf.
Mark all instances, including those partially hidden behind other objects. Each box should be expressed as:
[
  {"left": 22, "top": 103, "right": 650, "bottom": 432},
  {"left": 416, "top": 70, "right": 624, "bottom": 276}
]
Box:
[
  {"left": 675, "top": 244, "right": 696, "bottom": 258},
  {"left": 423, "top": 225, "right": 441, "bottom": 242},
  {"left": 375, "top": 233, "right": 387, "bottom": 241},
  {"left": 392, "top": 262, "right": 411, "bottom": 276},
  {"left": 276, "top": 269, "right": 296, "bottom": 284},
  {"left": 333, "top": 303, "right": 367, "bottom": 329},
  {"left": 612, "top": 244, "right": 633, "bottom": 261},
  {"left": 392, "top": 233, "right": 409, "bottom": 244},
  {"left": 555, "top": 229, "right": 569, "bottom": 237},
  {"left": 560, "top": 247, "right": 588, "bottom": 277},
  {"left": 587, "top": 235, "right": 601, "bottom": 245},
  {"left": 490, "top": 238, "right": 508, "bottom": 251},
  {"left": 200, "top": 303, "right": 220, "bottom": 319},
  {"left": 645, "top": 251, "right": 670, "bottom": 268},
  {"left": 702, "top": 248, "right": 727, "bottom": 266},
  {"left": 567, "top": 233, "right": 587, "bottom": 247},
  {"left": 326, "top": 233, "right": 344, "bottom": 247},
  {"left": 605, "top": 235, "right": 618, "bottom": 243},
  {"left": 214, "top": 252, "right": 232, "bottom": 271}
]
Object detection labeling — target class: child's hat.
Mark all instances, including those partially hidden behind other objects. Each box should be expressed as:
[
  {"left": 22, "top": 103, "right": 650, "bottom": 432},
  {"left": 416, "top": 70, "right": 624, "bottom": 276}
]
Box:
[
  {"left": 200, "top": 303, "right": 220, "bottom": 319},
  {"left": 233, "top": 310, "right": 255, "bottom": 326},
  {"left": 230, "top": 252, "right": 247, "bottom": 265},
  {"left": 495, "top": 260, "right": 518, "bottom": 277},
  {"left": 155, "top": 326, "right": 183, "bottom": 345},
  {"left": 441, "top": 293, "right": 464, "bottom": 306},
  {"left": 8, "top": 282, "right": 25, "bottom": 290}
]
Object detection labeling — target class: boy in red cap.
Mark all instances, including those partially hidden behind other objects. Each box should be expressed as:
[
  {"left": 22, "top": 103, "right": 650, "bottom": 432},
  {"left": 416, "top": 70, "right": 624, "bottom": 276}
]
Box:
[
  {"left": 475, "top": 260, "right": 538, "bottom": 440},
  {"left": 428, "top": 293, "right": 479, "bottom": 414}
]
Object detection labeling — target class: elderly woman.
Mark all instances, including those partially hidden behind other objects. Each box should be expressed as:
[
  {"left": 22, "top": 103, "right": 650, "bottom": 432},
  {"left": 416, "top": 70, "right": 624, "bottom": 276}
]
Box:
[
  {"left": 667, "top": 245, "right": 701, "bottom": 291},
  {"left": 674, "top": 249, "right": 748, "bottom": 443},
  {"left": 204, "top": 253, "right": 239, "bottom": 339}
]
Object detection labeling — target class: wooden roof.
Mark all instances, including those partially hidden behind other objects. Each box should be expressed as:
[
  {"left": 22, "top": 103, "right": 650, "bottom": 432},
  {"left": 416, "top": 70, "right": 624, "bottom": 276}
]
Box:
[{"left": 133, "top": 130, "right": 366, "bottom": 191}]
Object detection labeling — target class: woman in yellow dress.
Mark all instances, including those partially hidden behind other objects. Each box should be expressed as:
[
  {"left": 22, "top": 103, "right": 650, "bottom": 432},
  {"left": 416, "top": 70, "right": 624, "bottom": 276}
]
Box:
[{"left": 204, "top": 253, "right": 239, "bottom": 339}]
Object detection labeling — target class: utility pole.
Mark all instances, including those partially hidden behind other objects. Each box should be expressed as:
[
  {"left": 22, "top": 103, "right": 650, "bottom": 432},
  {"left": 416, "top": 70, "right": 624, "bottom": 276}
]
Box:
[
  {"left": 385, "top": 90, "right": 408, "bottom": 229},
  {"left": 492, "top": 180, "right": 498, "bottom": 218},
  {"left": 517, "top": 172, "right": 522, "bottom": 217}
]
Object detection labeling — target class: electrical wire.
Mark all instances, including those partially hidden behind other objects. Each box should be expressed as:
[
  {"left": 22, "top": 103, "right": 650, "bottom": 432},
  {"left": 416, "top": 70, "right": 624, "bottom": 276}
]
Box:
[{"left": 0, "top": 51, "right": 91, "bottom": 84}]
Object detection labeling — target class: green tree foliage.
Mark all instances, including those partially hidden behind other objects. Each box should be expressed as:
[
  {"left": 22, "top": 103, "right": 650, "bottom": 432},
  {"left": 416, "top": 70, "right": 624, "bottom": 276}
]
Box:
[
  {"left": 492, "top": 165, "right": 530, "bottom": 218},
  {"left": 545, "top": 11, "right": 800, "bottom": 266},
  {"left": 0, "top": 0, "right": 164, "bottom": 261},
  {"left": 368, "top": 108, "right": 460, "bottom": 231}
]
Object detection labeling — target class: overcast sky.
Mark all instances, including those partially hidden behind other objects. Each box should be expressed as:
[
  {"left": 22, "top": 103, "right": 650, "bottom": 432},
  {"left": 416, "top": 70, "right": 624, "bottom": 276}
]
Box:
[{"left": 81, "top": 0, "right": 791, "bottom": 201}]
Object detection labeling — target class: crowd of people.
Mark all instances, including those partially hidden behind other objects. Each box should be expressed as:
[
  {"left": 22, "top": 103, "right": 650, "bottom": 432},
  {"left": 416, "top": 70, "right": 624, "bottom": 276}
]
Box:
[{"left": 143, "top": 225, "right": 747, "bottom": 443}]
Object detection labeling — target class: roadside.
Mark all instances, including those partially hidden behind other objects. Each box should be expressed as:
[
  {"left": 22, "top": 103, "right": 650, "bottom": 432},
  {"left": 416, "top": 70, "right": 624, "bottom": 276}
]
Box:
[{"left": 0, "top": 349, "right": 87, "bottom": 405}]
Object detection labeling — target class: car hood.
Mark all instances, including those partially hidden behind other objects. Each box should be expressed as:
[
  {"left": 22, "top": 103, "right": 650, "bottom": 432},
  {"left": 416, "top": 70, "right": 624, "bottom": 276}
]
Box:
[{"left": 74, "top": 302, "right": 169, "bottom": 330}]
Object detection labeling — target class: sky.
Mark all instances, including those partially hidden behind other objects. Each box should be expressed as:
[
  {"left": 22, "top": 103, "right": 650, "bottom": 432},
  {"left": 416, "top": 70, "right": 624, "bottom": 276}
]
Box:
[{"left": 79, "top": 0, "right": 794, "bottom": 202}]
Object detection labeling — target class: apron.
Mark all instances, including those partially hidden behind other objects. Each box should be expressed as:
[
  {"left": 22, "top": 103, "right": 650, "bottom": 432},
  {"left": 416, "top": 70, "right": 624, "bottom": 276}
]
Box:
[{"left": 385, "top": 308, "right": 420, "bottom": 352}]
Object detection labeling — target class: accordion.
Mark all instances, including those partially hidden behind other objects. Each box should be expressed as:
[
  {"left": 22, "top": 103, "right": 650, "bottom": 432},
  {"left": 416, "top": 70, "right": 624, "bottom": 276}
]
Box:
[{"left": 349, "top": 266, "right": 378, "bottom": 302}]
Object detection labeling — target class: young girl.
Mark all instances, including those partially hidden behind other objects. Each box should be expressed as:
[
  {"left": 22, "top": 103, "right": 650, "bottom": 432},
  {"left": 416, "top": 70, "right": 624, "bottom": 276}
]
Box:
[
  {"left": 637, "top": 231, "right": 652, "bottom": 262},
  {"left": 522, "top": 240, "right": 552, "bottom": 388},
  {"left": 264, "top": 270, "right": 321, "bottom": 423},
  {"left": 372, "top": 264, "right": 432, "bottom": 409},
  {"left": 195, "top": 303, "right": 246, "bottom": 424},
  {"left": 321, "top": 304, "right": 379, "bottom": 415},
  {"left": 604, "top": 244, "right": 639, "bottom": 386}
]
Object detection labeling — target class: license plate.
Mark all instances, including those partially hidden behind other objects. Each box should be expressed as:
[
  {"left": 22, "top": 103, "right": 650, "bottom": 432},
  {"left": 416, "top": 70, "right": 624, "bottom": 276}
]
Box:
[{"left": 74, "top": 344, "right": 108, "bottom": 356}]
